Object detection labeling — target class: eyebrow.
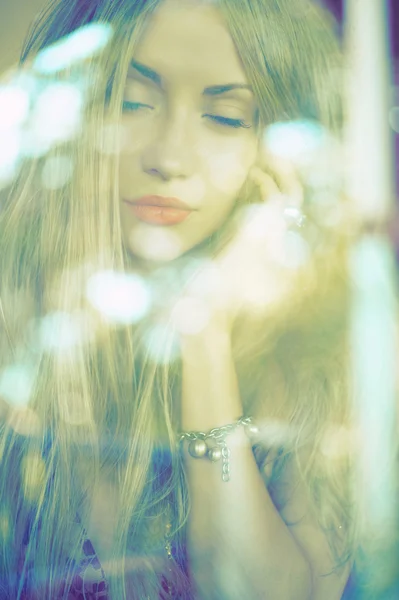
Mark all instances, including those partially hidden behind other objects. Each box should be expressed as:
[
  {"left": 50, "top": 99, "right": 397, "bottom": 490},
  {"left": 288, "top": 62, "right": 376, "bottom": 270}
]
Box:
[{"left": 129, "top": 60, "right": 253, "bottom": 96}]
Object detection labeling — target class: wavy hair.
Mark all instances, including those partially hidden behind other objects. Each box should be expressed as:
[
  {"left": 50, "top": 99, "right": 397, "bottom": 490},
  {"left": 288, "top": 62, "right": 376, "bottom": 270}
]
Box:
[{"left": 0, "top": 0, "right": 356, "bottom": 598}]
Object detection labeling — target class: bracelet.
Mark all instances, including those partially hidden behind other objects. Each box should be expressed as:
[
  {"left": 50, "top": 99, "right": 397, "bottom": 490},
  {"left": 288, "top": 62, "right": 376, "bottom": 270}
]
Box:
[{"left": 178, "top": 415, "right": 259, "bottom": 482}]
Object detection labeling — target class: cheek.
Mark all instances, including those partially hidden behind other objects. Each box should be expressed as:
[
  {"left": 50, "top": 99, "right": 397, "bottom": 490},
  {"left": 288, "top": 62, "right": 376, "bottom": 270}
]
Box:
[
  {"left": 200, "top": 144, "right": 257, "bottom": 196},
  {"left": 118, "top": 121, "right": 152, "bottom": 173}
]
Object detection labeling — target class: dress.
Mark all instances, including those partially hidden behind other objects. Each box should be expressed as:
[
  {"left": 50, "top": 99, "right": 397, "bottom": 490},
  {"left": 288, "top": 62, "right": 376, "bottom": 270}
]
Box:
[
  {"left": 17, "top": 434, "right": 185, "bottom": 600},
  {"left": 19, "top": 511, "right": 178, "bottom": 599}
]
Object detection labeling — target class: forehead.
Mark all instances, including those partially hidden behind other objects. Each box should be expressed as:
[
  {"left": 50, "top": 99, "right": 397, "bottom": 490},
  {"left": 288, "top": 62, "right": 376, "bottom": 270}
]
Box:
[{"left": 133, "top": 0, "right": 248, "bottom": 85}]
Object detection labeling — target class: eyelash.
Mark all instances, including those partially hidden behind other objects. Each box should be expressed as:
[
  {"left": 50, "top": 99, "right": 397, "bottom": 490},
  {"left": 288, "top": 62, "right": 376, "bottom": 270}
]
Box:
[{"left": 122, "top": 101, "right": 251, "bottom": 129}]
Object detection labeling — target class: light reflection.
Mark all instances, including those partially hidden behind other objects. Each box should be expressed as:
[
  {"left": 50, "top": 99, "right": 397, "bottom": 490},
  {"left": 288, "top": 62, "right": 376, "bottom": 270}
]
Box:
[
  {"left": 311, "top": 192, "right": 344, "bottom": 228},
  {"left": 256, "top": 418, "right": 297, "bottom": 447},
  {"left": 86, "top": 270, "right": 152, "bottom": 325},
  {"left": 183, "top": 260, "right": 220, "bottom": 298},
  {"left": 239, "top": 203, "right": 277, "bottom": 242},
  {"left": 21, "top": 126, "right": 52, "bottom": 159},
  {"left": 130, "top": 228, "right": 183, "bottom": 262},
  {"left": 171, "top": 296, "right": 210, "bottom": 336},
  {"left": 0, "top": 363, "right": 36, "bottom": 408},
  {"left": 0, "top": 84, "right": 30, "bottom": 130},
  {"left": 32, "top": 23, "right": 114, "bottom": 75},
  {"left": 41, "top": 154, "right": 74, "bottom": 190},
  {"left": 21, "top": 451, "right": 45, "bottom": 502},
  {"left": 29, "top": 83, "right": 84, "bottom": 146},
  {"left": 239, "top": 263, "right": 274, "bottom": 309},
  {"left": 7, "top": 407, "right": 42, "bottom": 437},
  {"left": 264, "top": 120, "right": 329, "bottom": 163},
  {"left": 321, "top": 425, "right": 355, "bottom": 460},
  {"left": 142, "top": 323, "right": 180, "bottom": 365},
  {"left": 283, "top": 206, "right": 306, "bottom": 228},
  {"left": 38, "top": 311, "right": 95, "bottom": 354},
  {"left": 0, "top": 128, "right": 21, "bottom": 185}
]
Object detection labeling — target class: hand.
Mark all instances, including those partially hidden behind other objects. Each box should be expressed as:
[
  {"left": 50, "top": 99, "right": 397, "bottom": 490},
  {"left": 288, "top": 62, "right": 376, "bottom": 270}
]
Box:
[{"left": 170, "top": 149, "right": 308, "bottom": 340}]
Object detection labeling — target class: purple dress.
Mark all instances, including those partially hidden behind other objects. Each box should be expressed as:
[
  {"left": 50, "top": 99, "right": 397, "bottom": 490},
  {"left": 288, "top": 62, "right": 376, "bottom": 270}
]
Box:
[{"left": 17, "top": 434, "right": 187, "bottom": 599}]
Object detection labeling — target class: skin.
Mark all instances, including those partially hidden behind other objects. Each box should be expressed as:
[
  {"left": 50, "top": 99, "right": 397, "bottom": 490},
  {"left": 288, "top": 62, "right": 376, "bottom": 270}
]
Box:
[{"left": 119, "top": 0, "right": 260, "bottom": 268}]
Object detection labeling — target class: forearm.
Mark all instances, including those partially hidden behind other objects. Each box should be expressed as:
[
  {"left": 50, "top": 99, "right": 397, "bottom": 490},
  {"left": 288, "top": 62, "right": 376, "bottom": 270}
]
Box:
[{"left": 180, "top": 328, "right": 312, "bottom": 600}]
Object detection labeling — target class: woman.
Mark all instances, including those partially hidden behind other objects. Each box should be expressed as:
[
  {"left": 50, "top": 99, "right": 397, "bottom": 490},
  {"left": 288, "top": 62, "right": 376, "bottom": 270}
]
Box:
[{"left": 0, "top": 0, "right": 356, "bottom": 598}]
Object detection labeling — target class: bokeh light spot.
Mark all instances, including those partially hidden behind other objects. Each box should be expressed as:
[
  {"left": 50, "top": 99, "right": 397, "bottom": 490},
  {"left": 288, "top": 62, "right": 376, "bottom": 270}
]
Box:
[
  {"left": 21, "top": 452, "right": 46, "bottom": 502},
  {"left": 86, "top": 270, "right": 151, "bottom": 325},
  {"left": 131, "top": 228, "right": 183, "bottom": 262},
  {"left": 321, "top": 425, "right": 355, "bottom": 460},
  {"left": 41, "top": 154, "right": 74, "bottom": 189},
  {"left": 0, "top": 129, "right": 21, "bottom": 183},
  {"left": 264, "top": 120, "right": 329, "bottom": 162},
  {"left": 257, "top": 418, "right": 296, "bottom": 447},
  {"left": 0, "top": 363, "right": 36, "bottom": 408},
  {"left": 33, "top": 24, "right": 113, "bottom": 74},
  {"left": 39, "top": 310, "right": 96, "bottom": 353},
  {"left": 22, "top": 129, "right": 52, "bottom": 159},
  {"left": 184, "top": 260, "right": 221, "bottom": 297},
  {"left": 171, "top": 296, "right": 210, "bottom": 335},
  {"left": 0, "top": 84, "right": 30, "bottom": 131},
  {"left": 283, "top": 206, "right": 306, "bottom": 228},
  {"left": 30, "top": 83, "right": 83, "bottom": 146},
  {"left": 142, "top": 324, "right": 180, "bottom": 364},
  {"left": 42, "top": 156, "right": 73, "bottom": 190},
  {"left": 7, "top": 407, "right": 42, "bottom": 437},
  {"left": 239, "top": 264, "right": 271, "bottom": 309},
  {"left": 239, "top": 203, "right": 276, "bottom": 242}
]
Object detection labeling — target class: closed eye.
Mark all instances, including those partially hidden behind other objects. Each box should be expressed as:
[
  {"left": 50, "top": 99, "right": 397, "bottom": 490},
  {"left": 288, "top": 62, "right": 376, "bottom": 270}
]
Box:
[
  {"left": 122, "top": 101, "right": 154, "bottom": 112},
  {"left": 203, "top": 114, "right": 251, "bottom": 129},
  {"left": 122, "top": 102, "right": 251, "bottom": 129}
]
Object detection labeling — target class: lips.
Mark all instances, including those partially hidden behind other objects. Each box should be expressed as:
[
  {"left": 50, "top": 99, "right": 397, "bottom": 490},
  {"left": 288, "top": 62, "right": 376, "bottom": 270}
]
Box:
[
  {"left": 124, "top": 195, "right": 194, "bottom": 226},
  {"left": 125, "top": 195, "right": 194, "bottom": 211}
]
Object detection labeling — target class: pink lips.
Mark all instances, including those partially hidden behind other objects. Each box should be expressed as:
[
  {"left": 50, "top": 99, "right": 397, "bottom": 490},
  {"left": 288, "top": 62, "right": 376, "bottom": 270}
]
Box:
[{"left": 124, "top": 195, "right": 194, "bottom": 226}]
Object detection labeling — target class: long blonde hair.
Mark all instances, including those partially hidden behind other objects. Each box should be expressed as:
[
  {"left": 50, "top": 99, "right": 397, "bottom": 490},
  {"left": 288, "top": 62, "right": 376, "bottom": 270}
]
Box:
[{"left": 0, "top": 0, "right": 355, "bottom": 598}]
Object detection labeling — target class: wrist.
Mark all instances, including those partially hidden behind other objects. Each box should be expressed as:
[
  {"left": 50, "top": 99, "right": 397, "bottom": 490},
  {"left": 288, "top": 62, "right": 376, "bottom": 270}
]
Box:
[
  {"left": 179, "top": 329, "right": 242, "bottom": 430},
  {"left": 179, "top": 317, "right": 231, "bottom": 356}
]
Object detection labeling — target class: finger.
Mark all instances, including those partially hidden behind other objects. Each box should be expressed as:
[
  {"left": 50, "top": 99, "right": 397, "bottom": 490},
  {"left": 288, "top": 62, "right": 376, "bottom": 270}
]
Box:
[
  {"left": 217, "top": 202, "right": 289, "bottom": 303},
  {"left": 256, "top": 137, "right": 305, "bottom": 207},
  {"left": 264, "top": 153, "right": 304, "bottom": 208},
  {"left": 249, "top": 165, "right": 282, "bottom": 201}
]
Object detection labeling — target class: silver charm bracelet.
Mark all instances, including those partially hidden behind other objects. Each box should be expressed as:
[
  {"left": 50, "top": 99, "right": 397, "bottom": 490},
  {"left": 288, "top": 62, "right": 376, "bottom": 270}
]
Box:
[{"left": 178, "top": 415, "right": 259, "bottom": 482}]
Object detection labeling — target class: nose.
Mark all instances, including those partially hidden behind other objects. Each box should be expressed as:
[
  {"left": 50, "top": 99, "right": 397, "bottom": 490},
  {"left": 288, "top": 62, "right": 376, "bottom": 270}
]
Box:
[{"left": 141, "top": 106, "right": 196, "bottom": 181}]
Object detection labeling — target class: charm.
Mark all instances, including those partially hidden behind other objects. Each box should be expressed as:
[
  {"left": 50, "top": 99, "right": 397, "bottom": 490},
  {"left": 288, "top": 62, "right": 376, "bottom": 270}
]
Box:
[
  {"left": 207, "top": 446, "right": 222, "bottom": 462},
  {"left": 188, "top": 439, "right": 208, "bottom": 458}
]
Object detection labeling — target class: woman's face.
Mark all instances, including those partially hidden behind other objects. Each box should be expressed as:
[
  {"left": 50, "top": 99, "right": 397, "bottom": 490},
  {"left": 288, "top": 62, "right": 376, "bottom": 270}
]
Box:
[{"left": 119, "top": 0, "right": 259, "bottom": 267}]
